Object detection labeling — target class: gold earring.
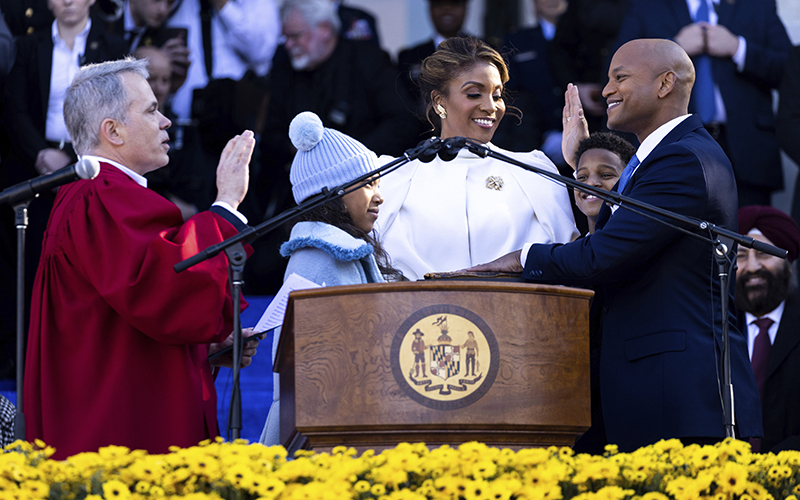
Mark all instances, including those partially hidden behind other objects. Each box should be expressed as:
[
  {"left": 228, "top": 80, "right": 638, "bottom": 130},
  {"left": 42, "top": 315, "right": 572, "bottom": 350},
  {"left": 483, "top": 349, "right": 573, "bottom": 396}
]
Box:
[{"left": 436, "top": 104, "right": 447, "bottom": 120}]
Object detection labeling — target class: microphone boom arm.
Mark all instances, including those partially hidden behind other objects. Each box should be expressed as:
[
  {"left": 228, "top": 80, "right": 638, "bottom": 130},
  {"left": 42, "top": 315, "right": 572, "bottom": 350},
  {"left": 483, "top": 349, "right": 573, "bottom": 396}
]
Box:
[
  {"left": 174, "top": 137, "right": 445, "bottom": 273},
  {"left": 461, "top": 139, "right": 785, "bottom": 258}
]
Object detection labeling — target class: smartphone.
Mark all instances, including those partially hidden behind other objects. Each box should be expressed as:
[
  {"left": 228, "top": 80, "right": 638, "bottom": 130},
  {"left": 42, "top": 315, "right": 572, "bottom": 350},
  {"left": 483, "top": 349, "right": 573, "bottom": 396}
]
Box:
[
  {"left": 207, "top": 331, "right": 267, "bottom": 362},
  {"left": 151, "top": 27, "right": 188, "bottom": 47}
]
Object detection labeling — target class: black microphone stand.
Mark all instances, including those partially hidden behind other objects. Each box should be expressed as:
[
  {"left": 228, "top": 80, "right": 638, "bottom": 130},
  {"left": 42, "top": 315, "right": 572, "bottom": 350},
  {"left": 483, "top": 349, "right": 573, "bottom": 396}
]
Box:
[
  {"left": 174, "top": 137, "right": 444, "bottom": 440},
  {"left": 12, "top": 200, "right": 30, "bottom": 441},
  {"left": 458, "top": 137, "right": 785, "bottom": 440}
]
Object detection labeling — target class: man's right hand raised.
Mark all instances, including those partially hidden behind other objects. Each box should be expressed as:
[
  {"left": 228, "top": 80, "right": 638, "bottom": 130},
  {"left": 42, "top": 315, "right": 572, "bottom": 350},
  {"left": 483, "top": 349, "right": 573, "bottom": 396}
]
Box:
[
  {"left": 562, "top": 83, "right": 591, "bottom": 169},
  {"left": 215, "top": 130, "right": 255, "bottom": 211}
]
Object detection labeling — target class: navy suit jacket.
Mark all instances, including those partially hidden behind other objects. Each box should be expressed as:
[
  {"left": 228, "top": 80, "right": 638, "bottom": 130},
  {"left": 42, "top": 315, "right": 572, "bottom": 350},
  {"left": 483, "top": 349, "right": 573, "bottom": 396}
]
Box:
[
  {"left": 523, "top": 115, "right": 762, "bottom": 451},
  {"left": 738, "top": 291, "right": 800, "bottom": 452},
  {"left": 613, "top": 0, "right": 791, "bottom": 190}
]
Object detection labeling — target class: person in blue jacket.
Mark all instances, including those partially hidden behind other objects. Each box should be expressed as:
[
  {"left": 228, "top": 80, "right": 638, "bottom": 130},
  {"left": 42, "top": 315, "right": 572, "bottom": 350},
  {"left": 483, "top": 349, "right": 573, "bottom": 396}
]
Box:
[{"left": 259, "top": 111, "right": 399, "bottom": 446}]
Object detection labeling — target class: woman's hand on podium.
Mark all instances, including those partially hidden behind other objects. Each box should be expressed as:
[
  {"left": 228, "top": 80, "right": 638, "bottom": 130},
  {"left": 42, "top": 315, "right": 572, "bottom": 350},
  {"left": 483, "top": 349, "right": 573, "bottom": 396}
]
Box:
[{"left": 209, "top": 327, "right": 265, "bottom": 368}]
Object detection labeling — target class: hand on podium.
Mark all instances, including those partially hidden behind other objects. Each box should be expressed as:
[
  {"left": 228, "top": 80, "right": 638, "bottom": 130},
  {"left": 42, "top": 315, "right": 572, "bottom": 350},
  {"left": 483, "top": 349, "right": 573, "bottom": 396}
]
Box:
[{"left": 460, "top": 249, "right": 523, "bottom": 274}]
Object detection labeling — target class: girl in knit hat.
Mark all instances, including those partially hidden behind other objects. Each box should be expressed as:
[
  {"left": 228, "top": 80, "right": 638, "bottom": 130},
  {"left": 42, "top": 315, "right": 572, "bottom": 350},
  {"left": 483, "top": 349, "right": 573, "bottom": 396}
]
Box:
[
  {"left": 277, "top": 110, "right": 400, "bottom": 285},
  {"left": 259, "top": 111, "right": 400, "bottom": 446}
]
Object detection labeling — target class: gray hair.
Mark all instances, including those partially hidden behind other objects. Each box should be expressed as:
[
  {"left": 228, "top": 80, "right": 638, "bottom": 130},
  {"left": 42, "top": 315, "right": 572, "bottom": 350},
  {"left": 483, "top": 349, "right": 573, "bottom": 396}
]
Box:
[
  {"left": 64, "top": 57, "right": 149, "bottom": 156},
  {"left": 281, "top": 0, "right": 341, "bottom": 34}
]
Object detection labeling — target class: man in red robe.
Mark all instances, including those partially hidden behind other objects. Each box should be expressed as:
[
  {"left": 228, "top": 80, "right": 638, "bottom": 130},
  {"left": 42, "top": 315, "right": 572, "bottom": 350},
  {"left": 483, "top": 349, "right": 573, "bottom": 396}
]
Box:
[{"left": 23, "top": 57, "right": 258, "bottom": 459}]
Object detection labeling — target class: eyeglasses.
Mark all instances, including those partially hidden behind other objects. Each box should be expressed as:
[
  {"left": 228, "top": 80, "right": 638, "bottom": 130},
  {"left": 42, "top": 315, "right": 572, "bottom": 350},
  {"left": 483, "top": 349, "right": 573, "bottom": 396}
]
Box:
[{"left": 283, "top": 29, "right": 309, "bottom": 44}]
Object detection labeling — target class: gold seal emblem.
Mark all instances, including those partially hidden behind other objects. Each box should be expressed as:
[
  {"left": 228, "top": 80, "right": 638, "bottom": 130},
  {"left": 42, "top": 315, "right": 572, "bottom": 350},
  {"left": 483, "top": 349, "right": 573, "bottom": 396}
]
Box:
[{"left": 391, "top": 305, "right": 498, "bottom": 410}]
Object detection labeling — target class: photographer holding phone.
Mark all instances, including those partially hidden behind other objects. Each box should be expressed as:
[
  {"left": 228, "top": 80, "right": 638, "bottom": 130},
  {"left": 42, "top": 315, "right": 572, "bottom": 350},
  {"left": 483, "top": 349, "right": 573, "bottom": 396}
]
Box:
[{"left": 93, "top": 0, "right": 191, "bottom": 90}]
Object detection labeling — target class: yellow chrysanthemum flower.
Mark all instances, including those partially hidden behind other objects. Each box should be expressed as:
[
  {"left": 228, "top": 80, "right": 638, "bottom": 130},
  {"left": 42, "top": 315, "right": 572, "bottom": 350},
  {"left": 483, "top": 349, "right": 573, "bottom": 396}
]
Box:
[
  {"left": 471, "top": 461, "right": 498, "bottom": 480},
  {"left": 714, "top": 462, "right": 749, "bottom": 496},
  {"left": 133, "top": 481, "right": 150, "bottom": 494},
  {"left": 101, "top": 479, "right": 131, "bottom": 500},
  {"left": 19, "top": 480, "right": 48, "bottom": 499},
  {"left": 690, "top": 445, "right": 720, "bottom": 470},
  {"left": 638, "top": 492, "right": 669, "bottom": 500}
]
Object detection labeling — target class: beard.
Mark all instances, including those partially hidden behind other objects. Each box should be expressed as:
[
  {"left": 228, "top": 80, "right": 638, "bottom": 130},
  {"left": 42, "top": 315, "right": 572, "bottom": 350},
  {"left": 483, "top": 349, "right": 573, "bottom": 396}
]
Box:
[
  {"left": 735, "top": 261, "right": 792, "bottom": 316},
  {"left": 289, "top": 52, "right": 311, "bottom": 71}
]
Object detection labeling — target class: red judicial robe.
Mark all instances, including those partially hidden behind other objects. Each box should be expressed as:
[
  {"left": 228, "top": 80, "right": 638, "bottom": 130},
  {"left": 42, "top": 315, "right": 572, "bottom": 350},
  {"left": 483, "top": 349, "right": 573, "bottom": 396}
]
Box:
[{"left": 24, "top": 163, "right": 246, "bottom": 459}]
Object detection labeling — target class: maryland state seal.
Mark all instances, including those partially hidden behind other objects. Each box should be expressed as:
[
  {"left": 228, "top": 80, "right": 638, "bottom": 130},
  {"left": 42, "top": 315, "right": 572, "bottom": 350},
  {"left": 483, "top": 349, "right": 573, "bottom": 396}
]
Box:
[{"left": 391, "top": 304, "right": 499, "bottom": 410}]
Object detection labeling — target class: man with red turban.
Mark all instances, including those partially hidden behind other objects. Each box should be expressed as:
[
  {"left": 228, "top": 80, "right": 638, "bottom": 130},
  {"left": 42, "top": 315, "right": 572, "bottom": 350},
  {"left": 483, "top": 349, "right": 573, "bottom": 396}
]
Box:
[{"left": 736, "top": 205, "right": 800, "bottom": 452}]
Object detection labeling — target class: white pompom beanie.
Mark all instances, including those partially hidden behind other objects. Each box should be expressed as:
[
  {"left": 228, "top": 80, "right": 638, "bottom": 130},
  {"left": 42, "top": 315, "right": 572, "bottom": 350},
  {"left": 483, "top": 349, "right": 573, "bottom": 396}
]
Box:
[{"left": 288, "top": 111, "right": 379, "bottom": 204}]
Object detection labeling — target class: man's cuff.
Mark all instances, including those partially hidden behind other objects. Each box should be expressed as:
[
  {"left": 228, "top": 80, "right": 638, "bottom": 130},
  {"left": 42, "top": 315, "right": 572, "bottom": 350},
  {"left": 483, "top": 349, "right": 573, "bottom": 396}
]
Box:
[
  {"left": 520, "top": 242, "right": 533, "bottom": 268},
  {"left": 210, "top": 202, "right": 248, "bottom": 232},
  {"left": 733, "top": 36, "right": 746, "bottom": 72}
]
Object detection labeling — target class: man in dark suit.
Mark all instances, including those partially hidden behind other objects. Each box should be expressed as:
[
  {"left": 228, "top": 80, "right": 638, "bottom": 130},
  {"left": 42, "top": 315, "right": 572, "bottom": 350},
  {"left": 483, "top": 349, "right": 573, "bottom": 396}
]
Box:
[
  {"left": 397, "top": 0, "right": 468, "bottom": 81},
  {"left": 777, "top": 45, "right": 800, "bottom": 230},
  {"left": 264, "top": 0, "right": 415, "bottom": 166},
  {"left": 467, "top": 38, "right": 762, "bottom": 452},
  {"left": 613, "top": 0, "right": 791, "bottom": 207},
  {"left": 493, "top": 0, "right": 565, "bottom": 155},
  {"left": 0, "top": 0, "right": 52, "bottom": 37},
  {"left": 396, "top": 0, "right": 469, "bottom": 140},
  {"left": 548, "top": 0, "right": 630, "bottom": 133},
  {"left": 735, "top": 205, "right": 800, "bottom": 453}
]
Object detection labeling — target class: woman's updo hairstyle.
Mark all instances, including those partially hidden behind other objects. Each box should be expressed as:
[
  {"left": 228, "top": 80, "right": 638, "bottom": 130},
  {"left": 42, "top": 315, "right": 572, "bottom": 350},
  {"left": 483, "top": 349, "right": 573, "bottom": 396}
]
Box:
[{"left": 417, "top": 36, "right": 511, "bottom": 131}]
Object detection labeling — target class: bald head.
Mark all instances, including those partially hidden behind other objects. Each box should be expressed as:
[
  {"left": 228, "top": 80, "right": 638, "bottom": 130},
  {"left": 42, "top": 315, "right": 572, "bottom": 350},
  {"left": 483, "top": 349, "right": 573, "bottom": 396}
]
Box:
[
  {"left": 640, "top": 39, "right": 695, "bottom": 101},
  {"left": 603, "top": 38, "right": 695, "bottom": 142}
]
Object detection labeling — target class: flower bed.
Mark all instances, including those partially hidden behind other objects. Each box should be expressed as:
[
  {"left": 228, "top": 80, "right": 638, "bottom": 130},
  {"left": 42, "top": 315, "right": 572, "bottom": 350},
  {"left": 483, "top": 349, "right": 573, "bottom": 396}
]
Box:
[{"left": 1, "top": 438, "right": 799, "bottom": 500}]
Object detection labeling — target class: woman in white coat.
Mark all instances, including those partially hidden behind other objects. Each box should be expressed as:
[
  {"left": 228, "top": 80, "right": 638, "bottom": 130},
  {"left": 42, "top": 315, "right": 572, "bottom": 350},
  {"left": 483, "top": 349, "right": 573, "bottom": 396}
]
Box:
[{"left": 377, "top": 37, "right": 578, "bottom": 281}]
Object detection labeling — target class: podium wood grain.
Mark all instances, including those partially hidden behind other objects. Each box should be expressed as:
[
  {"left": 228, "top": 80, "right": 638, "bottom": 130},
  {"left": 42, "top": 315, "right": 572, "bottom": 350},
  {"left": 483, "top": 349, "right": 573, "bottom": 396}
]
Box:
[{"left": 275, "top": 281, "right": 593, "bottom": 451}]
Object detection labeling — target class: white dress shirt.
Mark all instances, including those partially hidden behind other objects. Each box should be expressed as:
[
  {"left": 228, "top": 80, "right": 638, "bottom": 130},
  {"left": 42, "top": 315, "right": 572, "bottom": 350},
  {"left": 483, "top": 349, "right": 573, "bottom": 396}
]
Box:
[
  {"left": 46, "top": 19, "right": 91, "bottom": 143},
  {"left": 744, "top": 301, "right": 785, "bottom": 361}
]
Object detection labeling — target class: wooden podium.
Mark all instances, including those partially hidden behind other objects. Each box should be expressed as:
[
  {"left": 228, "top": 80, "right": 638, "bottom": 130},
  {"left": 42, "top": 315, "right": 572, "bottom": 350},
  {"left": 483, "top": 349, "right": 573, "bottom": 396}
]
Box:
[{"left": 275, "top": 280, "right": 593, "bottom": 452}]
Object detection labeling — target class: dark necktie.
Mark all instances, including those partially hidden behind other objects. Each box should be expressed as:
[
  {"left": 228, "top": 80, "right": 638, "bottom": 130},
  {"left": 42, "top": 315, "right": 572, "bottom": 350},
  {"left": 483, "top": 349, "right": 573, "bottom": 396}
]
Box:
[
  {"left": 694, "top": 0, "right": 717, "bottom": 123},
  {"left": 751, "top": 317, "right": 773, "bottom": 398},
  {"left": 616, "top": 155, "right": 640, "bottom": 193},
  {"left": 749, "top": 317, "right": 772, "bottom": 453}
]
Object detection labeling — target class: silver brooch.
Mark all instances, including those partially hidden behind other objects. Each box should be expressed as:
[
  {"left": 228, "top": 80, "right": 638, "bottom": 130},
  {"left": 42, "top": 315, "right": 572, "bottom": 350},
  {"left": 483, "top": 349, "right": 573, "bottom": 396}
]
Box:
[{"left": 485, "top": 176, "right": 504, "bottom": 191}]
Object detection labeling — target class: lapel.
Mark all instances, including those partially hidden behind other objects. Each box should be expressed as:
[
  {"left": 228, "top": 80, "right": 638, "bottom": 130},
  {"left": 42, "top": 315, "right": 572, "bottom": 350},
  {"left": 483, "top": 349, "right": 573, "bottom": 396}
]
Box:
[
  {"left": 595, "top": 115, "right": 706, "bottom": 228},
  {"left": 714, "top": 0, "right": 733, "bottom": 28},
  {"left": 767, "top": 291, "right": 800, "bottom": 379},
  {"left": 620, "top": 115, "right": 705, "bottom": 197},
  {"left": 38, "top": 33, "right": 54, "bottom": 119},
  {"left": 84, "top": 22, "right": 105, "bottom": 65},
  {"left": 668, "top": 0, "right": 694, "bottom": 27}
]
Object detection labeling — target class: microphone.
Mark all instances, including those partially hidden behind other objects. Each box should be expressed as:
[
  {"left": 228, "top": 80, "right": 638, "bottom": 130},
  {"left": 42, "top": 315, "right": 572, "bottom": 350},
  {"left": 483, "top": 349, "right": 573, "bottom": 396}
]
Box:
[
  {"left": 0, "top": 157, "right": 101, "bottom": 206},
  {"left": 439, "top": 136, "right": 468, "bottom": 161},
  {"left": 404, "top": 137, "right": 443, "bottom": 163}
]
